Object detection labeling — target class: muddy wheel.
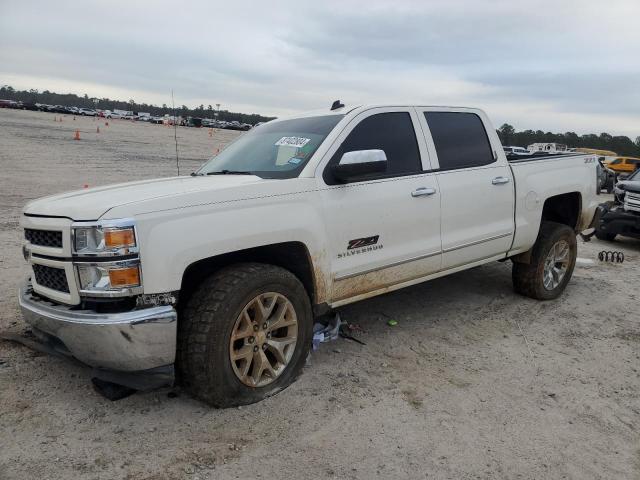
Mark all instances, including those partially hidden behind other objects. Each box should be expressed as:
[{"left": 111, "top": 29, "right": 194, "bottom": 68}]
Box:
[
  {"left": 512, "top": 222, "right": 577, "bottom": 300},
  {"left": 177, "top": 263, "right": 312, "bottom": 407}
]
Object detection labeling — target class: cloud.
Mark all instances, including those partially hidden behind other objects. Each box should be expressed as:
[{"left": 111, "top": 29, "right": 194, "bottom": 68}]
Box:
[{"left": 1, "top": 0, "right": 639, "bottom": 136}]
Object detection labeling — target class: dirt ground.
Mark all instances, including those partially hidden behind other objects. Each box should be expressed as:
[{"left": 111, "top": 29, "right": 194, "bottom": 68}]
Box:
[{"left": 0, "top": 109, "right": 638, "bottom": 480}]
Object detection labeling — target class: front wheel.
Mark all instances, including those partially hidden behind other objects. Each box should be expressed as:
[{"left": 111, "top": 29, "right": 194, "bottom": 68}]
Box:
[
  {"left": 177, "top": 263, "right": 312, "bottom": 407},
  {"left": 512, "top": 222, "right": 577, "bottom": 300}
]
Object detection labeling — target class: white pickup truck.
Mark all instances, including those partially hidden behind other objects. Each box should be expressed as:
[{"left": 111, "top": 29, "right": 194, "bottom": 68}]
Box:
[{"left": 19, "top": 103, "right": 600, "bottom": 406}]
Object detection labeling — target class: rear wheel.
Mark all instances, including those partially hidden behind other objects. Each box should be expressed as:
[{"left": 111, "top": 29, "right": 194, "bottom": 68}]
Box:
[
  {"left": 177, "top": 263, "right": 312, "bottom": 407},
  {"left": 512, "top": 222, "right": 577, "bottom": 300}
]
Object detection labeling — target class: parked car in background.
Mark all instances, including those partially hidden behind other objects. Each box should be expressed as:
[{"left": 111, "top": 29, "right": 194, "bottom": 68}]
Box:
[
  {"left": 106, "top": 111, "right": 123, "bottom": 119},
  {"left": 595, "top": 168, "right": 640, "bottom": 241},
  {"left": 604, "top": 156, "right": 640, "bottom": 175},
  {"left": 503, "top": 146, "right": 530, "bottom": 159},
  {"left": 597, "top": 157, "right": 617, "bottom": 193},
  {"left": 78, "top": 108, "right": 97, "bottom": 116},
  {"left": 0, "top": 99, "right": 17, "bottom": 108},
  {"left": 527, "top": 143, "right": 569, "bottom": 154}
]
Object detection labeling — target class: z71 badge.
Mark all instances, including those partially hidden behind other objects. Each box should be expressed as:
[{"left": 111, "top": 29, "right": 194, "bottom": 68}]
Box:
[
  {"left": 338, "top": 235, "right": 383, "bottom": 258},
  {"left": 348, "top": 235, "right": 379, "bottom": 250}
]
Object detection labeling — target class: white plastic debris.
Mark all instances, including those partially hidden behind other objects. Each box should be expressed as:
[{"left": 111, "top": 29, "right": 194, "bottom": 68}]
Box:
[{"left": 312, "top": 312, "right": 341, "bottom": 350}]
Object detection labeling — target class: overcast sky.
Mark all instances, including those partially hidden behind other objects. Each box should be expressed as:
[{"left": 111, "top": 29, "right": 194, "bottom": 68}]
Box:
[{"left": 1, "top": 0, "right": 639, "bottom": 136}]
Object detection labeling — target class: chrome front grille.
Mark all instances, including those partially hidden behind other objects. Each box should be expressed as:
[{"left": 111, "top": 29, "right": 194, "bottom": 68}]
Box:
[
  {"left": 624, "top": 192, "right": 640, "bottom": 213},
  {"left": 32, "top": 264, "right": 70, "bottom": 293},
  {"left": 25, "top": 228, "right": 63, "bottom": 248}
]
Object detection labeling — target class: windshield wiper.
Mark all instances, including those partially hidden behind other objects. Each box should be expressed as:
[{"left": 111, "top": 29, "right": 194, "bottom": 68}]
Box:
[{"left": 205, "top": 169, "right": 254, "bottom": 175}]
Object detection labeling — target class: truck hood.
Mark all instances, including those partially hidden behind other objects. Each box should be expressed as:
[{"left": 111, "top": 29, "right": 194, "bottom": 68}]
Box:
[{"left": 23, "top": 175, "right": 268, "bottom": 220}]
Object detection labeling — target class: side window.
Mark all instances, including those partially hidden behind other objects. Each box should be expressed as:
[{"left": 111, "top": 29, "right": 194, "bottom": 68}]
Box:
[
  {"left": 610, "top": 159, "right": 621, "bottom": 165},
  {"left": 424, "top": 112, "right": 494, "bottom": 170},
  {"left": 324, "top": 112, "right": 421, "bottom": 184}
]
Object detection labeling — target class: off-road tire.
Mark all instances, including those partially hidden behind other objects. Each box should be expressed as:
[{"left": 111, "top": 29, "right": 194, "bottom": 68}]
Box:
[
  {"left": 177, "top": 263, "right": 312, "bottom": 407},
  {"left": 512, "top": 221, "right": 577, "bottom": 300},
  {"left": 594, "top": 229, "right": 616, "bottom": 242}
]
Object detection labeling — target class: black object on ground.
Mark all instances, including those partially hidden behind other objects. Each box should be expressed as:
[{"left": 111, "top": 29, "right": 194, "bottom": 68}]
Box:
[
  {"left": 598, "top": 250, "right": 625, "bottom": 263},
  {"left": 91, "top": 377, "right": 137, "bottom": 401}
]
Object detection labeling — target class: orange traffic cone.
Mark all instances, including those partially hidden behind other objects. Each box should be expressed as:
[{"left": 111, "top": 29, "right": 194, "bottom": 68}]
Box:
[
  {"left": 74, "top": 130, "right": 80, "bottom": 140},
  {"left": 208, "top": 128, "right": 212, "bottom": 137},
  {"left": 96, "top": 126, "right": 100, "bottom": 133},
  {"left": 105, "top": 121, "right": 109, "bottom": 126}
]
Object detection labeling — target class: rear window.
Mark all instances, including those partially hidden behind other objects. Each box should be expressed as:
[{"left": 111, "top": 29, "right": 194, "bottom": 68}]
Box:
[{"left": 425, "top": 112, "right": 494, "bottom": 170}]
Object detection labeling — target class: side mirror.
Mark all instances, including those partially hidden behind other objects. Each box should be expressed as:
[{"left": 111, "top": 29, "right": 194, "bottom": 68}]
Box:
[{"left": 331, "top": 149, "right": 387, "bottom": 182}]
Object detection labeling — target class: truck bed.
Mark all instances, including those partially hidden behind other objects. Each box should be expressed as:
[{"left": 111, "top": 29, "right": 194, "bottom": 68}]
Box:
[{"left": 507, "top": 153, "right": 586, "bottom": 163}]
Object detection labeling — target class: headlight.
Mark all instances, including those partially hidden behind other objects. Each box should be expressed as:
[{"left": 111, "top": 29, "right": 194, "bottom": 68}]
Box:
[
  {"left": 72, "top": 219, "right": 142, "bottom": 297},
  {"left": 73, "top": 219, "right": 138, "bottom": 256},
  {"left": 77, "top": 260, "right": 142, "bottom": 296}
]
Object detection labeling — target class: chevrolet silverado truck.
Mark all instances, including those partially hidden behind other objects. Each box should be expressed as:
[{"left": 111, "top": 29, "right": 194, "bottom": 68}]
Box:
[{"left": 19, "top": 104, "right": 600, "bottom": 407}]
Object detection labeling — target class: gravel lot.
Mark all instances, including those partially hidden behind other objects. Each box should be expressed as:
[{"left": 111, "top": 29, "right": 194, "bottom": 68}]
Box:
[{"left": 0, "top": 109, "right": 638, "bottom": 480}]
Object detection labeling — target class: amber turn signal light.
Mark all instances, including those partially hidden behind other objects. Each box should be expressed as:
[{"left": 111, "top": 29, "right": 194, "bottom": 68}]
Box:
[
  {"left": 104, "top": 228, "right": 136, "bottom": 248},
  {"left": 108, "top": 266, "right": 140, "bottom": 287}
]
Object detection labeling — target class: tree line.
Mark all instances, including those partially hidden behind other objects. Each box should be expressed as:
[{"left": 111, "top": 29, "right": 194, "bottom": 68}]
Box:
[
  {"left": 0, "top": 85, "right": 275, "bottom": 125},
  {"left": 3, "top": 85, "right": 639, "bottom": 153},
  {"left": 497, "top": 123, "right": 640, "bottom": 157}
]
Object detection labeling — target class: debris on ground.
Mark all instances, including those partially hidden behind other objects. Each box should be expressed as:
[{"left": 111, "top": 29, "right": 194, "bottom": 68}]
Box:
[
  {"left": 339, "top": 323, "right": 367, "bottom": 345},
  {"left": 387, "top": 319, "right": 398, "bottom": 326},
  {"left": 312, "top": 313, "right": 367, "bottom": 348},
  {"left": 312, "top": 313, "right": 342, "bottom": 350},
  {"left": 598, "top": 250, "right": 625, "bottom": 263},
  {"left": 91, "top": 378, "right": 137, "bottom": 401}
]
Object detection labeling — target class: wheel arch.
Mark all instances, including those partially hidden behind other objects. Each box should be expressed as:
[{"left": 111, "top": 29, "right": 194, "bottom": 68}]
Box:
[
  {"left": 540, "top": 192, "right": 582, "bottom": 232},
  {"left": 512, "top": 192, "right": 581, "bottom": 264},
  {"left": 178, "top": 241, "right": 322, "bottom": 310}
]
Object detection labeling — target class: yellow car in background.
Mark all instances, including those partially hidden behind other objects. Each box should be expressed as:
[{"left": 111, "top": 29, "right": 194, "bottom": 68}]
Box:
[{"left": 605, "top": 157, "right": 640, "bottom": 174}]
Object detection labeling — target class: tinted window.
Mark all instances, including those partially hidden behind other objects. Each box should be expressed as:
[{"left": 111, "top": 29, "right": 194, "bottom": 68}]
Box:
[
  {"left": 425, "top": 112, "right": 494, "bottom": 170},
  {"left": 324, "top": 112, "right": 421, "bottom": 184}
]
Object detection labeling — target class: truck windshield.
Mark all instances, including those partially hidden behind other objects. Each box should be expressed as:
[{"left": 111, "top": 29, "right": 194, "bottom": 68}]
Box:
[{"left": 196, "top": 115, "right": 343, "bottom": 179}]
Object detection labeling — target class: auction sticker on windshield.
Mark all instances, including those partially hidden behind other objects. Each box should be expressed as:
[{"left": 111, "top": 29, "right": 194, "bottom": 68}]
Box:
[{"left": 275, "top": 136, "right": 311, "bottom": 148}]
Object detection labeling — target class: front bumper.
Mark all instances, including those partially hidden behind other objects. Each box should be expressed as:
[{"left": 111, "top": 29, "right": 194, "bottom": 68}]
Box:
[
  {"left": 597, "top": 205, "right": 640, "bottom": 238},
  {"left": 19, "top": 282, "right": 177, "bottom": 372},
  {"left": 598, "top": 205, "right": 640, "bottom": 239}
]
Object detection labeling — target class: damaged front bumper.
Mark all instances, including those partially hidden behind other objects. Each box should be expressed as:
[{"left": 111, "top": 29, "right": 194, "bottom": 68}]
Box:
[
  {"left": 18, "top": 282, "right": 177, "bottom": 389},
  {"left": 598, "top": 205, "right": 640, "bottom": 239}
]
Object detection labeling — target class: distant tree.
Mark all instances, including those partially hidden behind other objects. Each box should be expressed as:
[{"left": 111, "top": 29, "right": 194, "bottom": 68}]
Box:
[{"left": 497, "top": 123, "right": 515, "bottom": 145}]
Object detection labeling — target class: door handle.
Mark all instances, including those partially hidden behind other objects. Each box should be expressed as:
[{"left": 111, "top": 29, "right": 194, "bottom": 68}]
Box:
[
  {"left": 492, "top": 176, "right": 511, "bottom": 185},
  {"left": 411, "top": 187, "right": 437, "bottom": 197}
]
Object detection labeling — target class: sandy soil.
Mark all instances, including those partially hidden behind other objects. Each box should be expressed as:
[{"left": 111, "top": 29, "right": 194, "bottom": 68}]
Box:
[{"left": 0, "top": 109, "right": 638, "bottom": 480}]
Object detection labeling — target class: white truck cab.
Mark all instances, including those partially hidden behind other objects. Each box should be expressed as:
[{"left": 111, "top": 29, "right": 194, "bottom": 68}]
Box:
[{"left": 19, "top": 103, "right": 600, "bottom": 406}]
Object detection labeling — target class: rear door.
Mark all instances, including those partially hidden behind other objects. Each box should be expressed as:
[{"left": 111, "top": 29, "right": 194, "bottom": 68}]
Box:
[
  {"left": 418, "top": 108, "right": 514, "bottom": 269},
  {"left": 317, "top": 108, "right": 442, "bottom": 303}
]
